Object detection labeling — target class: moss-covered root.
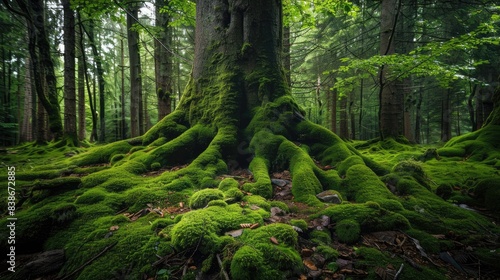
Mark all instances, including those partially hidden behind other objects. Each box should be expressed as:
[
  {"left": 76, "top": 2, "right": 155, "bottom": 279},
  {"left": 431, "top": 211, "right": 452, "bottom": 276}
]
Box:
[{"left": 278, "top": 139, "right": 323, "bottom": 206}]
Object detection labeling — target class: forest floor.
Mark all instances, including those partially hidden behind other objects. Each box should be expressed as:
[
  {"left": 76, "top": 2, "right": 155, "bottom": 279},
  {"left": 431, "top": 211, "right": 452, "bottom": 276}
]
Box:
[{"left": 1, "top": 138, "right": 499, "bottom": 280}]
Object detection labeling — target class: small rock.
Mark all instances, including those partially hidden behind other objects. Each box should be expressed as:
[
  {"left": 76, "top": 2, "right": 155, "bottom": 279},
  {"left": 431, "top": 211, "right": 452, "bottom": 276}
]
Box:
[
  {"left": 308, "top": 269, "right": 322, "bottom": 278},
  {"left": 316, "top": 190, "right": 342, "bottom": 204},
  {"left": 271, "top": 179, "right": 291, "bottom": 187},
  {"left": 320, "top": 215, "right": 330, "bottom": 227},
  {"left": 311, "top": 253, "right": 326, "bottom": 268},
  {"left": 225, "top": 229, "right": 244, "bottom": 237},
  {"left": 270, "top": 206, "right": 286, "bottom": 217}
]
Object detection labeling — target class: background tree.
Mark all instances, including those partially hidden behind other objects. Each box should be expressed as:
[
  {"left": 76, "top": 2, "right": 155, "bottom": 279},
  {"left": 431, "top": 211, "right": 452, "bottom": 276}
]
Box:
[{"left": 63, "top": 0, "right": 77, "bottom": 145}]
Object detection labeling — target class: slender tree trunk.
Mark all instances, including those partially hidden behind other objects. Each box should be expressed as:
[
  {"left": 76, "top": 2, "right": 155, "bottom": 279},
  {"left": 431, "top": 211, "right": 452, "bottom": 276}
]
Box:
[
  {"left": 86, "top": 20, "right": 106, "bottom": 142},
  {"left": 20, "top": 56, "right": 34, "bottom": 142},
  {"left": 120, "top": 38, "right": 127, "bottom": 139},
  {"left": 63, "top": 0, "right": 77, "bottom": 144},
  {"left": 468, "top": 84, "right": 477, "bottom": 131},
  {"left": 331, "top": 89, "right": 337, "bottom": 134},
  {"left": 77, "top": 13, "right": 97, "bottom": 141},
  {"left": 283, "top": 26, "right": 291, "bottom": 87},
  {"left": 77, "top": 24, "right": 86, "bottom": 141},
  {"left": 155, "top": 0, "right": 173, "bottom": 120},
  {"left": 339, "top": 95, "right": 349, "bottom": 139},
  {"left": 441, "top": 88, "right": 452, "bottom": 142},
  {"left": 414, "top": 87, "right": 423, "bottom": 144},
  {"left": 378, "top": 0, "right": 403, "bottom": 140},
  {"left": 127, "top": 3, "right": 143, "bottom": 137}
]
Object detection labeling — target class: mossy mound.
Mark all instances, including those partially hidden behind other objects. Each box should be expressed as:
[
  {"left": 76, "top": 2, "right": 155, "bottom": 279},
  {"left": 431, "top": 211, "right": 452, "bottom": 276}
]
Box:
[
  {"left": 170, "top": 205, "right": 263, "bottom": 254},
  {"left": 189, "top": 188, "right": 225, "bottom": 209},
  {"left": 335, "top": 219, "right": 361, "bottom": 244},
  {"left": 474, "top": 177, "right": 500, "bottom": 212},
  {"left": 229, "top": 223, "right": 303, "bottom": 279}
]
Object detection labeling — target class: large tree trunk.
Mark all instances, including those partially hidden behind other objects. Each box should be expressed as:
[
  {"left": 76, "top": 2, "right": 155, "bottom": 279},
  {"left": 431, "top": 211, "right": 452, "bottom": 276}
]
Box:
[
  {"left": 378, "top": 0, "right": 403, "bottom": 140},
  {"left": 16, "top": 0, "right": 63, "bottom": 140},
  {"left": 155, "top": 0, "right": 173, "bottom": 120},
  {"left": 63, "top": 0, "right": 77, "bottom": 145},
  {"left": 127, "top": 3, "right": 143, "bottom": 137}
]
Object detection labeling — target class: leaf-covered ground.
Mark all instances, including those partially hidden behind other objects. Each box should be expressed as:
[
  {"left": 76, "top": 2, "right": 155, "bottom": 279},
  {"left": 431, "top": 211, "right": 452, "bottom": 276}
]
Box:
[{"left": 0, "top": 135, "right": 499, "bottom": 280}]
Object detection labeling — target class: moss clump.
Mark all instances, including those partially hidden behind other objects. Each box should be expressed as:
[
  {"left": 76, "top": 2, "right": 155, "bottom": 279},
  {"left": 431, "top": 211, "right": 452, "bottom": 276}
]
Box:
[
  {"left": 74, "top": 140, "right": 133, "bottom": 166},
  {"left": 270, "top": 201, "right": 289, "bottom": 212},
  {"left": 290, "top": 219, "right": 307, "bottom": 232},
  {"left": 344, "top": 164, "right": 394, "bottom": 203},
  {"left": 242, "top": 156, "right": 273, "bottom": 198},
  {"left": 207, "top": 199, "right": 228, "bottom": 207},
  {"left": 150, "top": 162, "right": 162, "bottom": 170},
  {"left": 242, "top": 195, "right": 271, "bottom": 211},
  {"left": 435, "top": 183, "right": 453, "bottom": 200},
  {"left": 189, "top": 189, "right": 224, "bottom": 209},
  {"left": 219, "top": 178, "right": 244, "bottom": 201},
  {"left": 335, "top": 219, "right": 360, "bottom": 244},
  {"left": 474, "top": 177, "right": 500, "bottom": 211},
  {"left": 316, "top": 245, "right": 339, "bottom": 261},
  {"left": 171, "top": 205, "right": 263, "bottom": 254},
  {"left": 315, "top": 202, "right": 410, "bottom": 234},
  {"left": 230, "top": 245, "right": 265, "bottom": 280},
  {"left": 311, "top": 230, "right": 332, "bottom": 244},
  {"left": 230, "top": 223, "right": 302, "bottom": 279},
  {"left": 75, "top": 188, "right": 107, "bottom": 205}
]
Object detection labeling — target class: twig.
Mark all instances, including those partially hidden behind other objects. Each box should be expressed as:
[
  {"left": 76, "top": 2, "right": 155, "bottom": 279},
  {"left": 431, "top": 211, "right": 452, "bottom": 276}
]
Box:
[
  {"left": 394, "top": 263, "right": 404, "bottom": 280},
  {"left": 216, "top": 254, "right": 230, "bottom": 280},
  {"left": 58, "top": 242, "right": 117, "bottom": 280}
]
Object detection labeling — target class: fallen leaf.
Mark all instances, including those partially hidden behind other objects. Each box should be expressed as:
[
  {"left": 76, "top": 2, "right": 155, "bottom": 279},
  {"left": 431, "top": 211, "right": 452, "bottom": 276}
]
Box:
[
  {"left": 250, "top": 223, "right": 259, "bottom": 229},
  {"left": 270, "top": 236, "right": 279, "bottom": 245},
  {"left": 303, "top": 259, "right": 318, "bottom": 270},
  {"left": 109, "top": 225, "right": 119, "bottom": 231}
]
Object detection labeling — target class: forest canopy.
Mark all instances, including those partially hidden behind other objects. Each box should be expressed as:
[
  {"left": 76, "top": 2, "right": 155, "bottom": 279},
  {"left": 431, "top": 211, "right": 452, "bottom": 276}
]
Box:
[{"left": 1, "top": 0, "right": 500, "bottom": 279}]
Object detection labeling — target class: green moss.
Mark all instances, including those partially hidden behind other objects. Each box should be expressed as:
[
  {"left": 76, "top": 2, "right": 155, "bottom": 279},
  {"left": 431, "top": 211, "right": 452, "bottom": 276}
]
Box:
[
  {"left": 311, "top": 229, "right": 332, "bottom": 244},
  {"left": 150, "top": 162, "right": 162, "bottom": 170},
  {"left": 74, "top": 140, "right": 133, "bottom": 166},
  {"left": 110, "top": 153, "right": 125, "bottom": 165},
  {"left": 474, "top": 177, "right": 500, "bottom": 211},
  {"left": 278, "top": 140, "right": 323, "bottom": 206},
  {"left": 316, "top": 245, "right": 339, "bottom": 261},
  {"left": 207, "top": 199, "right": 228, "bottom": 207},
  {"left": 289, "top": 219, "right": 307, "bottom": 231},
  {"left": 243, "top": 195, "right": 271, "bottom": 211},
  {"left": 230, "top": 223, "right": 302, "bottom": 279},
  {"left": 338, "top": 155, "right": 365, "bottom": 177},
  {"left": 189, "top": 188, "right": 224, "bottom": 209},
  {"left": 315, "top": 202, "right": 410, "bottom": 233},
  {"left": 243, "top": 156, "right": 272, "bottom": 198},
  {"left": 170, "top": 205, "right": 262, "bottom": 254},
  {"left": 344, "top": 164, "right": 393, "bottom": 203},
  {"left": 75, "top": 188, "right": 107, "bottom": 205},
  {"left": 270, "top": 201, "right": 289, "bottom": 212},
  {"left": 230, "top": 245, "right": 265, "bottom": 280},
  {"left": 218, "top": 178, "right": 239, "bottom": 191},
  {"left": 335, "top": 219, "right": 360, "bottom": 244}
]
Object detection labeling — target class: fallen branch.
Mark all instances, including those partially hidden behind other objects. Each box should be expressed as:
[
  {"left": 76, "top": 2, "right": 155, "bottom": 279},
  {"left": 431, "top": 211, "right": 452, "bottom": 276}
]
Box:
[{"left": 57, "top": 241, "right": 117, "bottom": 280}]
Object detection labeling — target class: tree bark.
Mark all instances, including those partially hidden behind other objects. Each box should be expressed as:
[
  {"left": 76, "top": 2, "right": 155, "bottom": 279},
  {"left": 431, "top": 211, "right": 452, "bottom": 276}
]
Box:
[
  {"left": 127, "top": 3, "right": 143, "bottom": 137},
  {"left": 16, "top": 0, "right": 63, "bottom": 140},
  {"left": 63, "top": 0, "right": 78, "bottom": 145},
  {"left": 155, "top": 0, "right": 173, "bottom": 120},
  {"left": 441, "top": 88, "right": 452, "bottom": 142},
  {"left": 378, "top": 0, "right": 403, "bottom": 140},
  {"left": 77, "top": 21, "right": 86, "bottom": 141}
]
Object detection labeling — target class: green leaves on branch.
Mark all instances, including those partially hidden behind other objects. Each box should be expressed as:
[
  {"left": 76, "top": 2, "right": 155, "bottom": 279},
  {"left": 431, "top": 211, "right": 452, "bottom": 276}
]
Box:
[
  {"left": 331, "top": 13, "right": 500, "bottom": 96},
  {"left": 159, "top": 0, "right": 195, "bottom": 27}
]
